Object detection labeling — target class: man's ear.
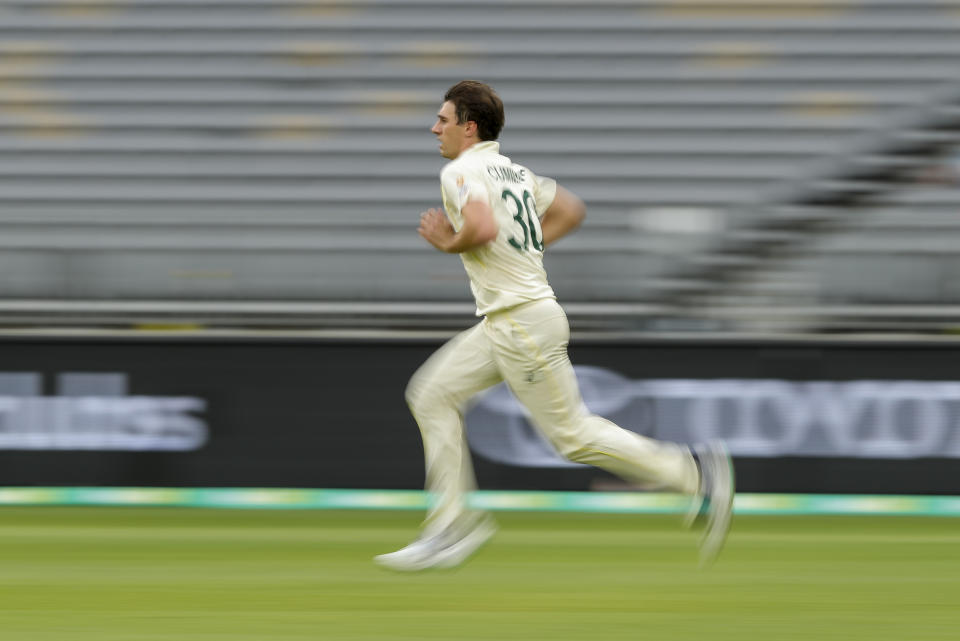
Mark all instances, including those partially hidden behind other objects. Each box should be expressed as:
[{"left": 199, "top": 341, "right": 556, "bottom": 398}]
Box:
[{"left": 463, "top": 120, "right": 478, "bottom": 138}]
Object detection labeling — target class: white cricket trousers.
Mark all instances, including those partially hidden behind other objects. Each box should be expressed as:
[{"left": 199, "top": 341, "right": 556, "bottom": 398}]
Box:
[{"left": 405, "top": 297, "right": 699, "bottom": 536}]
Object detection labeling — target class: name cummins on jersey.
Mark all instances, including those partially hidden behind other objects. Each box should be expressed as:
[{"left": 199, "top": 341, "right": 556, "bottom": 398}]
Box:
[{"left": 439, "top": 141, "right": 557, "bottom": 316}]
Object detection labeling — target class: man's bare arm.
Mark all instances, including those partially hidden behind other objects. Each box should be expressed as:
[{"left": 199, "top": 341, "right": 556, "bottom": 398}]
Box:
[
  {"left": 539, "top": 186, "right": 586, "bottom": 248},
  {"left": 418, "top": 200, "right": 499, "bottom": 253}
]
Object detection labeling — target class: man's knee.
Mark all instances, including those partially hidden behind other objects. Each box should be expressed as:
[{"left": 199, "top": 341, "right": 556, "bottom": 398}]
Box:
[
  {"left": 405, "top": 369, "right": 450, "bottom": 414},
  {"left": 404, "top": 372, "right": 428, "bottom": 410}
]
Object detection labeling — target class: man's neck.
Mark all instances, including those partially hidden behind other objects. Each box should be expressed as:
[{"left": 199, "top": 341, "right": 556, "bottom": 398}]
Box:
[
  {"left": 453, "top": 139, "right": 496, "bottom": 160},
  {"left": 453, "top": 139, "right": 479, "bottom": 159}
]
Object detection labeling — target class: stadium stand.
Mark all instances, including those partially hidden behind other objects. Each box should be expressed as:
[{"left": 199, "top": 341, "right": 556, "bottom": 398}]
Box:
[{"left": 0, "top": 0, "right": 958, "bottom": 331}]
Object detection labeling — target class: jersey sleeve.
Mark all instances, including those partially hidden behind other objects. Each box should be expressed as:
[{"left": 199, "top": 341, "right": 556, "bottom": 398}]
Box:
[
  {"left": 440, "top": 166, "right": 486, "bottom": 230},
  {"left": 531, "top": 174, "right": 557, "bottom": 217}
]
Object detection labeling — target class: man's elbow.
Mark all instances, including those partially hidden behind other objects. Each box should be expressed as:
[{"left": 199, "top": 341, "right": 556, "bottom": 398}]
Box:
[
  {"left": 461, "top": 200, "right": 499, "bottom": 247},
  {"left": 572, "top": 199, "right": 586, "bottom": 227},
  {"left": 556, "top": 187, "right": 586, "bottom": 228},
  {"left": 478, "top": 219, "right": 499, "bottom": 245},
  {"left": 563, "top": 196, "right": 586, "bottom": 231}
]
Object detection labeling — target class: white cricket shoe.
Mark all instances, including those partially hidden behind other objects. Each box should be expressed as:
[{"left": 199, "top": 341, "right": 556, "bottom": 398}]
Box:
[
  {"left": 374, "top": 515, "right": 497, "bottom": 572},
  {"left": 697, "top": 440, "right": 735, "bottom": 567}
]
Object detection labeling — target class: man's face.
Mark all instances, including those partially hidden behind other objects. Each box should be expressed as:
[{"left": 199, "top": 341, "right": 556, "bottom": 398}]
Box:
[{"left": 431, "top": 100, "right": 469, "bottom": 160}]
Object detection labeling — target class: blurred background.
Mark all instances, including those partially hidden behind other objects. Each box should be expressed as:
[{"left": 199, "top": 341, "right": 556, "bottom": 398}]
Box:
[{"left": 2, "top": 0, "right": 960, "bottom": 497}]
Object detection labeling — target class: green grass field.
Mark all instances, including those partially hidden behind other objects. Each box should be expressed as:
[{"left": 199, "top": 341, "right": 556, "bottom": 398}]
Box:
[{"left": 1, "top": 507, "right": 958, "bottom": 640}]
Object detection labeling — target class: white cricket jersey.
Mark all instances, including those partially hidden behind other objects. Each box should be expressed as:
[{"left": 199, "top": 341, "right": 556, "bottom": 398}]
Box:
[{"left": 439, "top": 141, "right": 558, "bottom": 316}]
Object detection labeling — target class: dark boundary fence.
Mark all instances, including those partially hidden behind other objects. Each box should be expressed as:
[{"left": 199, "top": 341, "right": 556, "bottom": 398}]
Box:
[{"left": 1, "top": 332, "right": 959, "bottom": 495}]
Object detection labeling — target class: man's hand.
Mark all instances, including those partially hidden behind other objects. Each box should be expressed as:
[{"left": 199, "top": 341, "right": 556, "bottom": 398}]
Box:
[{"left": 418, "top": 208, "right": 456, "bottom": 252}]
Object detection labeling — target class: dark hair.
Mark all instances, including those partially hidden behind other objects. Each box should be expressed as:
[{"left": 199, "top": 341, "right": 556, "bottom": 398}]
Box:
[{"left": 444, "top": 80, "right": 505, "bottom": 141}]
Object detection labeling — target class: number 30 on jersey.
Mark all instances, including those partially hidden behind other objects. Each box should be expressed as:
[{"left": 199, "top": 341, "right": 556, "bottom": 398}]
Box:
[{"left": 502, "top": 188, "right": 543, "bottom": 252}]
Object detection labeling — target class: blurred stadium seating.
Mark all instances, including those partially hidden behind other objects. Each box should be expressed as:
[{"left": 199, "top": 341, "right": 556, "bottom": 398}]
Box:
[{"left": 0, "top": 0, "right": 958, "bottom": 331}]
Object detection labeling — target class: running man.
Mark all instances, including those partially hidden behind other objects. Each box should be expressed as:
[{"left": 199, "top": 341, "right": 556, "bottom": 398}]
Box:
[{"left": 374, "top": 80, "right": 733, "bottom": 571}]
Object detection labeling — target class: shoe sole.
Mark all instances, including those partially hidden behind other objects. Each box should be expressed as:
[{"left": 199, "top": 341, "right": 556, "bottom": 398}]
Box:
[
  {"left": 683, "top": 446, "right": 707, "bottom": 529},
  {"left": 374, "top": 519, "right": 497, "bottom": 572},
  {"left": 433, "top": 519, "right": 497, "bottom": 569},
  {"left": 373, "top": 549, "right": 440, "bottom": 572}
]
